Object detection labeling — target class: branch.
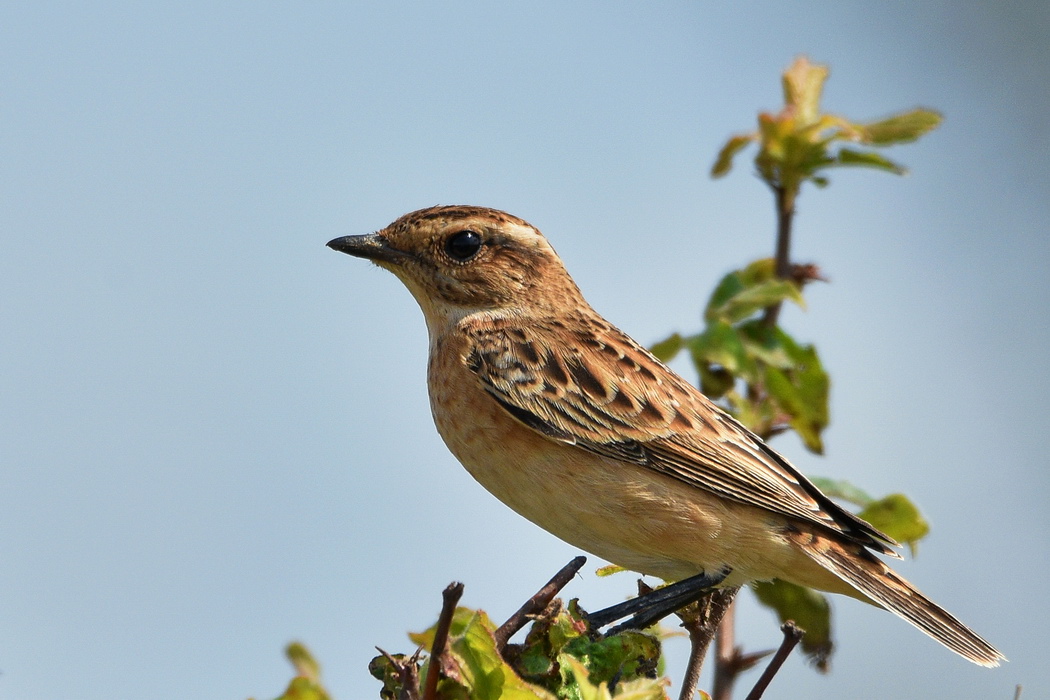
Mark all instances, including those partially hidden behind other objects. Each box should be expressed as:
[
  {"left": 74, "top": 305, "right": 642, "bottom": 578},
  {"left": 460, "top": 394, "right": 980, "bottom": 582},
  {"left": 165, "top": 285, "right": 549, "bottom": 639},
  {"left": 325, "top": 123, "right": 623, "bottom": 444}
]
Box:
[
  {"left": 711, "top": 603, "right": 774, "bottom": 700},
  {"left": 712, "top": 602, "right": 736, "bottom": 700},
  {"left": 761, "top": 184, "right": 797, "bottom": 328},
  {"left": 421, "top": 582, "right": 464, "bottom": 700},
  {"left": 676, "top": 587, "right": 740, "bottom": 700},
  {"left": 743, "top": 622, "right": 804, "bottom": 700},
  {"left": 494, "top": 556, "right": 586, "bottom": 651},
  {"left": 375, "top": 646, "right": 423, "bottom": 700}
]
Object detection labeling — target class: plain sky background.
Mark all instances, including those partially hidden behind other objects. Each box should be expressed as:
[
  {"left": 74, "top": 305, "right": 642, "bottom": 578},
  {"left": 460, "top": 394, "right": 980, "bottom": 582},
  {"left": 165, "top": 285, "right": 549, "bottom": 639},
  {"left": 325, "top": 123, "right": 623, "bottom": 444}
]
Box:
[{"left": 2, "top": 2, "right": 1048, "bottom": 699}]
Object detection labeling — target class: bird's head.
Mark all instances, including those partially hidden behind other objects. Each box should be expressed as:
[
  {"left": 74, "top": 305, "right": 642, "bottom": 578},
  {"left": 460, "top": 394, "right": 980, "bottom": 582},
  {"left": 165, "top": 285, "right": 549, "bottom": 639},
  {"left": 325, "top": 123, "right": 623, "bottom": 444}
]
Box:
[{"left": 328, "top": 206, "right": 585, "bottom": 328}]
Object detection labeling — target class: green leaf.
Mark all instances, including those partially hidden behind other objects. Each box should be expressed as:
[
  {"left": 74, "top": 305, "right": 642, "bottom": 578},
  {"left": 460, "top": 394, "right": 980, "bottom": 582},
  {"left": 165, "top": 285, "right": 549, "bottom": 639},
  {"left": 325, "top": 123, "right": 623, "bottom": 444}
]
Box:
[
  {"left": 705, "top": 270, "right": 748, "bottom": 318},
  {"left": 705, "top": 279, "right": 802, "bottom": 325},
  {"left": 858, "top": 109, "right": 942, "bottom": 145},
  {"left": 752, "top": 580, "right": 833, "bottom": 672},
  {"left": 594, "top": 564, "right": 627, "bottom": 577},
  {"left": 727, "top": 389, "right": 778, "bottom": 437},
  {"left": 515, "top": 604, "right": 587, "bottom": 685},
  {"left": 274, "top": 643, "right": 331, "bottom": 700},
  {"left": 779, "top": 331, "right": 829, "bottom": 442},
  {"left": 409, "top": 606, "right": 477, "bottom": 650},
  {"left": 858, "top": 493, "right": 930, "bottom": 555},
  {"left": 608, "top": 681, "right": 672, "bottom": 700},
  {"left": 765, "top": 367, "right": 821, "bottom": 452},
  {"left": 833, "top": 148, "right": 907, "bottom": 175},
  {"left": 273, "top": 676, "right": 332, "bottom": 700},
  {"left": 286, "top": 642, "right": 322, "bottom": 683},
  {"left": 514, "top": 604, "right": 665, "bottom": 699},
  {"left": 561, "top": 630, "right": 662, "bottom": 689},
  {"left": 737, "top": 320, "right": 793, "bottom": 369},
  {"left": 559, "top": 655, "right": 668, "bottom": 700},
  {"left": 806, "top": 113, "right": 862, "bottom": 144},
  {"left": 762, "top": 332, "right": 829, "bottom": 455},
  {"left": 807, "top": 477, "right": 874, "bottom": 508},
  {"left": 698, "top": 364, "right": 736, "bottom": 399},
  {"left": 368, "top": 652, "right": 416, "bottom": 700},
  {"left": 561, "top": 656, "right": 609, "bottom": 700},
  {"left": 688, "top": 322, "right": 753, "bottom": 381},
  {"left": 649, "top": 333, "right": 684, "bottom": 362},
  {"left": 451, "top": 611, "right": 557, "bottom": 700},
  {"left": 738, "top": 257, "right": 777, "bottom": 284},
  {"left": 782, "top": 56, "right": 829, "bottom": 126},
  {"left": 717, "top": 58, "right": 940, "bottom": 195},
  {"left": 794, "top": 138, "right": 837, "bottom": 177},
  {"left": 711, "top": 133, "right": 755, "bottom": 178}
]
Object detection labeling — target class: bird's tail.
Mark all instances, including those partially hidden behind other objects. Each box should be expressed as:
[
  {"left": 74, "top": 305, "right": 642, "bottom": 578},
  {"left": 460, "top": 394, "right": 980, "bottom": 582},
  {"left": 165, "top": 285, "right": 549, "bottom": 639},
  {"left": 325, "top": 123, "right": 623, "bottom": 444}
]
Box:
[{"left": 791, "top": 531, "right": 1005, "bottom": 667}]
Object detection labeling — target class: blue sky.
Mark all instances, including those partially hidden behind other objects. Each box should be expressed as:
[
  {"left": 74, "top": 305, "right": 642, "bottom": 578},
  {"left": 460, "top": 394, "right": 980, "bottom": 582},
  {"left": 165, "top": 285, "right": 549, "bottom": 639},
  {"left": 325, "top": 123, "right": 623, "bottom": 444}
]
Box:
[{"left": 2, "top": 2, "right": 1048, "bottom": 698}]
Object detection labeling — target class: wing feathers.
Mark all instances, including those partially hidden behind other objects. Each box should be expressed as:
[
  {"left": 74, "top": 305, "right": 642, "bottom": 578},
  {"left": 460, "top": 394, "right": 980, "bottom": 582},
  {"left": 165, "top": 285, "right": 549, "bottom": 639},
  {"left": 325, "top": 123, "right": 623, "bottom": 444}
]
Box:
[{"left": 463, "top": 318, "right": 895, "bottom": 552}]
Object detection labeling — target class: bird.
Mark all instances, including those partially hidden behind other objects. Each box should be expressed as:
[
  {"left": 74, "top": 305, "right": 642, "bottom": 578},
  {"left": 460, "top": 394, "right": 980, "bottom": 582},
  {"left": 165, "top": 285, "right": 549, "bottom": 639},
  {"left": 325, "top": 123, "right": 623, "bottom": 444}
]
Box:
[{"left": 327, "top": 205, "right": 1004, "bottom": 667}]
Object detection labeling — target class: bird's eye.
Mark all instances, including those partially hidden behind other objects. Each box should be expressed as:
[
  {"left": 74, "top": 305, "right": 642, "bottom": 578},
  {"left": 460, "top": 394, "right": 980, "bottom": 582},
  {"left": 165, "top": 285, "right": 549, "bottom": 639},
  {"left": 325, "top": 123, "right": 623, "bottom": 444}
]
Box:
[{"left": 445, "top": 230, "right": 483, "bottom": 261}]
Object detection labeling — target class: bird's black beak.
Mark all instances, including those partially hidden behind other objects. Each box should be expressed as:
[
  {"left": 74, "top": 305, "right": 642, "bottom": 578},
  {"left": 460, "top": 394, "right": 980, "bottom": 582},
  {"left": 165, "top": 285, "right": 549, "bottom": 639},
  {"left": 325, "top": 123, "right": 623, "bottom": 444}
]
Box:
[{"left": 326, "top": 233, "right": 408, "bottom": 265}]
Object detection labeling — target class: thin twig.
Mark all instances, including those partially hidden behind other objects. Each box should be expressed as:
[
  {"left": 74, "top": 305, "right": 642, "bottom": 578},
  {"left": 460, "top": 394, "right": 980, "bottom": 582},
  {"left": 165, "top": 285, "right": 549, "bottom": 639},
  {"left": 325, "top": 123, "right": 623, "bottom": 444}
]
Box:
[
  {"left": 743, "top": 622, "right": 803, "bottom": 700},
  {"left": 678, "top": 618, "right": 712, "bottom": 700},
  {"left": 422, "top": 582, "right": 464, "bottom": 700},
  {"left": 711, "top": 602, "right": 775, "bottom": 700},
  {"left": 676, "top": 588, "right": 739, "bottom": 700},
  {"left": 375, "top": 646, "right": 422, "bottom": 700},
  {"left": 494, "top": 556, "right": 586, "bottom": 651},
  {"left": 712, "top": 601, "right": 737, "bottom": 700},
  {"left": 761, "top": 184, "right": 797, "bottom": 329}
]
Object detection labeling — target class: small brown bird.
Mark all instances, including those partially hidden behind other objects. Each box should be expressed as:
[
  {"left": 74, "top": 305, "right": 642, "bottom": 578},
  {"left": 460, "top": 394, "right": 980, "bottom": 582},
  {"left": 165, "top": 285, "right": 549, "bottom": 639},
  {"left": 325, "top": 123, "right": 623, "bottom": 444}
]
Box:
[{"left": 328, "top": 205, "right": 1003, "bottom": 667}]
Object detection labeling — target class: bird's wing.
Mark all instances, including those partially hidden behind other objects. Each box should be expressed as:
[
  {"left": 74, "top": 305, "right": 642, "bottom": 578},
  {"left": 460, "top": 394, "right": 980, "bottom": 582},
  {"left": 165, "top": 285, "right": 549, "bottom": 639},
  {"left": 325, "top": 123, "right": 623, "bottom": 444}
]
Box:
[{"left": 463, "top": 317, "right": 897, "bottom": 555}]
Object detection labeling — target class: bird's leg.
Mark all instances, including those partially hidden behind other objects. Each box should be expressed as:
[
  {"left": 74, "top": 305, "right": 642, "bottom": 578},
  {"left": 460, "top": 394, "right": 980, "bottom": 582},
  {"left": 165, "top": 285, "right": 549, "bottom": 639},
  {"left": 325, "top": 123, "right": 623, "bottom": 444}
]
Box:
[{"left": 586, "top": 567, "right": 731, "bottom": 632}]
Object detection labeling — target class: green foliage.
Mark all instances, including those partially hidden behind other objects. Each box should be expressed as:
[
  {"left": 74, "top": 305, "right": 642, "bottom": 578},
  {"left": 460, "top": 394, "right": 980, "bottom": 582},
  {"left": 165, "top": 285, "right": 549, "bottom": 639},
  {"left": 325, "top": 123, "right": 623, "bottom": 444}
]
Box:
[
  {"left": 368, "top": 653, "right": 413, "bottom": 700},
  {"left": 442, "top": 610, "right": 554, "bottom": 700},
  {"left": 594, "top": 564, "right": 628, "bottom": 577},
  {"left": 752, "top": 580, "right": 833, "bottom": 671},
  {"left": 652, "top": 259, "right": 829, "bottom": 452},
  {"left": 705, "top": 259, "right": 805, "bottom": 324},
  {"left": 370, "top": 602, "right": 670, "bottom": 699},
  {"left": 408, "top": 606, "right": 478, "bottom": 650},
  {"left": 650, "top": 54, "right": 943, "bottom": 676},
  {"left": 561, "top": 656, "right": 669, "bottom": 700},
  {"left": 859, "top": 494, "right": 930, "bottom": 555},
  {"left": 512, "top": 600, "right": 663, "bottom": 697},
  {"left": 711, "top": 56, "right": 942, "bottom": 194},
  {"left": 263, "top": 643, "right": 331, "bottom": 700}
]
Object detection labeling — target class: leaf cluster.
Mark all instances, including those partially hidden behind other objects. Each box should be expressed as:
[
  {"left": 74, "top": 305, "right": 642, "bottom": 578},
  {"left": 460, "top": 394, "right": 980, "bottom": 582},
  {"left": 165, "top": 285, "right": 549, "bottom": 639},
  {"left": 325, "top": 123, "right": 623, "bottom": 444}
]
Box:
[
  {"left": 369, "top": 603, "right": 669, "bottom": 700},
  {"left": 263, "top": 643, "right": 332, "bottom": 700},
  {"left": 651, "top": 258, "right": 828, "bottom": 453},
  {"left": 647, "top": 57, "right": 943, "bottom": 672},
  {"left": 712, "top": 56, "right": 942, "bottom": 192}
]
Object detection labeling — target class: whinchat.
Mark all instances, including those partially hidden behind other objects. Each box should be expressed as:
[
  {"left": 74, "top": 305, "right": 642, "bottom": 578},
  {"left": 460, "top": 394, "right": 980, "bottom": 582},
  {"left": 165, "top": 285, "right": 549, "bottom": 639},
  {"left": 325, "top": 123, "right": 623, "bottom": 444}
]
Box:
[{"left": 328, "top": 205, "right": 1003, "bottom": 667}]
